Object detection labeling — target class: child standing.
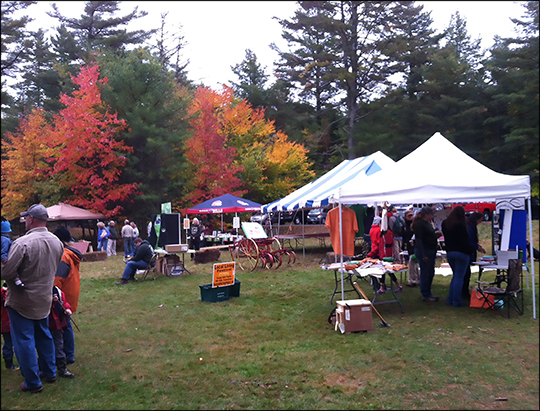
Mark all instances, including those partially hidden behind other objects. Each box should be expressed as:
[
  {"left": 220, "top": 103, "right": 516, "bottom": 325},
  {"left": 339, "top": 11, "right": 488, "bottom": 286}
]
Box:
[
  {"left": 49, "top": 286, "right": 75, "bottom": 378},
  {"left": 1, "top": 218, "right": 13, "bottom": 264},
  {"left": 1, "top": 284, "right": 19, "bottom": 370}
]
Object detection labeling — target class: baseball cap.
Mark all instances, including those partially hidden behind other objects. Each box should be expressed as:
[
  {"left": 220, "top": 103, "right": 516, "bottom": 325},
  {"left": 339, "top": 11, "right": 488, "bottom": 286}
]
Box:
[
  {"left": 1, "top": 220, "right": 11, "bottom": 233},
  {"left": 20, "top": 204, "right": 49, "bottom": 221},
  {"left": 53, "top": 226, "right": 72, "bottom": 243}
]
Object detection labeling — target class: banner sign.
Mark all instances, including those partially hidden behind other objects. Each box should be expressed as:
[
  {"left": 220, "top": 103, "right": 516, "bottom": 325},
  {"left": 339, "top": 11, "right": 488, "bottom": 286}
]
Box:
[{"left": 212, "top": 262, "right": 236, "bottom": 288}]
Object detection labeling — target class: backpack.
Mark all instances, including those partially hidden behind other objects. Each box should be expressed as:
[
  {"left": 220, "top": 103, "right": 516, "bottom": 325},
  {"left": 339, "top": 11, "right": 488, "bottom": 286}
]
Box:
[{"left": 391, "top": 215, "right": 404, "bottom": 237}]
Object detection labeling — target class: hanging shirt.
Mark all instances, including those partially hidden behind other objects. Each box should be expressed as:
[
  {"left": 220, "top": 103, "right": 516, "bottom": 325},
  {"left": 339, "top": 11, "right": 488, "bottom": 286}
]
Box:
[{"left": 325, "top": 206, "right": 358, "bottom": 257}]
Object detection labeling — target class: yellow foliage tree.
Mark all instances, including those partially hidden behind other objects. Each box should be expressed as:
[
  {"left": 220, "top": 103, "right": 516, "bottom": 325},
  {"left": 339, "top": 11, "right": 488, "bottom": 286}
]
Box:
[
  {"left": 186, "top": 85, "right": 315, "bottom": 205},
  {"left": 1, "top": 108, "right": 57, "bottom": 219}
]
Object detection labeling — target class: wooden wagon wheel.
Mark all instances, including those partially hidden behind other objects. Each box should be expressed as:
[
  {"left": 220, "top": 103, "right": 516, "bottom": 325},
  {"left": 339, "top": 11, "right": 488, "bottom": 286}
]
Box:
[{"left": 232, "top": 238, "right": 259, "bottom": 271}]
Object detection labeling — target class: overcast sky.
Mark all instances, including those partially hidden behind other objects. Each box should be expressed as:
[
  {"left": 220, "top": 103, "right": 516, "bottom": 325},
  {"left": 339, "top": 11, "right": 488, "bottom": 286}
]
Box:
[{"left": 24, "top": 1, "right": 527, "bottom": 89}]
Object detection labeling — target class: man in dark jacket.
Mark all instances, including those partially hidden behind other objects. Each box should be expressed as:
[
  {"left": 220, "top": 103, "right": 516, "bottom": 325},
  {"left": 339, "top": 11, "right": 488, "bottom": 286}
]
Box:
[{"left": 115, "top": 238, "right": 153, "bottom": 285}]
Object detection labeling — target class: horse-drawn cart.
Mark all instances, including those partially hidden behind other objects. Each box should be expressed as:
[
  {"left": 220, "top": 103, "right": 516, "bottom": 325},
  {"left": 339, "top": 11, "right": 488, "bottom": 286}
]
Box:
[{"left": 229, "top": 222, "right": 296, "bottom": 271}]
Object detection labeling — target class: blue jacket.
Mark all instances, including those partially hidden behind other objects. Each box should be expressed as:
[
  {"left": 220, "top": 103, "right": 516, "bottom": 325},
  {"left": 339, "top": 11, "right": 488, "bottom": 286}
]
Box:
[{"left": 1, "top": 234, "right": 12, "bottom": 262}]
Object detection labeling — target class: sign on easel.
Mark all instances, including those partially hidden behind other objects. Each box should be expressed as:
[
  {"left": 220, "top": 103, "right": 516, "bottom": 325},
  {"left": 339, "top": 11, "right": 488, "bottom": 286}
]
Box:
[{"left": 212, "top": 262, "right": 236, "bottom": 288}]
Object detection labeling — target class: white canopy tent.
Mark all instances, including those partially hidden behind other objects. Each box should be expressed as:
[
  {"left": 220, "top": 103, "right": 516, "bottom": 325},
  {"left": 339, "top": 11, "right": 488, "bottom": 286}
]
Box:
[
  {"left": 262, "top": 151, "right": 395, "bottom": 257},
  {"left": 329, "top": 132, "right": 536, "bottom": 319},
  {"left": 263, "top": 151, "right": 395, "bottom": 212}
]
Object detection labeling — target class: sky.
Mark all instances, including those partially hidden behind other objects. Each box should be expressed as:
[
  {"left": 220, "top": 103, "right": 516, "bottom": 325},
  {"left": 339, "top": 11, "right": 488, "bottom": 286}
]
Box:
[{"left": 22, "top": 1, "right": 528, "bottom": 89}]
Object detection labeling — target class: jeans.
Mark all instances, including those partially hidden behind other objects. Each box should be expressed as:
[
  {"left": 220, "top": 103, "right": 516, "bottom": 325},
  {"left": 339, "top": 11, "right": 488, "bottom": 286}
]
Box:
[
  {"left": 446, "top": 251, "right": 470, "bottom": 307},
  {"left": 122, "top": 260, "right": 150, "bottom": 280},
  {"left": 415, "top": 246, "right": 437, "bottom": 298},
  {"left": 123, "top": 237, "right": 134, "bottom": 256},
  {"left": 2, "top": 331, "right": 15, "bottom": 362},
  {"left": 97, "top": 238, "right": 108, "bottom": 252},
  {"left": 8, "top": 307, "right": 56, "bottom": 389},
  {"left": 63, "top": 317, "right": 75, "bottom": 363}
]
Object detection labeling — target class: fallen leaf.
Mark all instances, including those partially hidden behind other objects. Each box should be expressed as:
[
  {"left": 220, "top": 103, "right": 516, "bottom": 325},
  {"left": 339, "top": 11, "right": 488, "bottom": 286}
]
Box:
[{"left": 124, "top": 349, "right": 132, "bottom": 352}]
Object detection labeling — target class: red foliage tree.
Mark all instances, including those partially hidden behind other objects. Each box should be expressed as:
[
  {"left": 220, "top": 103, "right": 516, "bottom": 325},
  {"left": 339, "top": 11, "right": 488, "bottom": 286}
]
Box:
[
  {"left": 185, "top": 86, "right": 245, "bottom": 205},
  {"left": 47, "top": 64, "right": 138, "bottom": 216}
]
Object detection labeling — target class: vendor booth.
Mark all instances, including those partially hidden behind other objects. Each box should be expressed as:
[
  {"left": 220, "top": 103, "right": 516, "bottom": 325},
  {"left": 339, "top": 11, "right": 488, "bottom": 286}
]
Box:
[
  {"left": 328, "top": 132, "right": 536, "bottom": 318},
  {"left": 262, "top": 151, "right": 395, "bottom": 256}
]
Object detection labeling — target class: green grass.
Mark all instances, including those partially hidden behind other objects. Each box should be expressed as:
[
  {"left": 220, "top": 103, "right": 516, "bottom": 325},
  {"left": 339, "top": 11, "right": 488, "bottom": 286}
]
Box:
[{"left": 1, "top": 221, "right": 538, "bottom": 410}]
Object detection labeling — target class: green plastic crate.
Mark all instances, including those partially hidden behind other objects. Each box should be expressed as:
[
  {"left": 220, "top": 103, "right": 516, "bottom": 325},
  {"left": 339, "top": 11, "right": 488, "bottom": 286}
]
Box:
[{"left": 199, "top": 280, "right": 241, "bottom": 303}]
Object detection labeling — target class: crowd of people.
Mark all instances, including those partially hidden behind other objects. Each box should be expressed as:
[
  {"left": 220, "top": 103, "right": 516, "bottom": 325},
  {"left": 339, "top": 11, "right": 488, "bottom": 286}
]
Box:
[
  {"left": 1, "top": 205, "right": 77, "bottom": 393},
  {"left": 362, "top": 204, "right": 488, "bottom": 306}
]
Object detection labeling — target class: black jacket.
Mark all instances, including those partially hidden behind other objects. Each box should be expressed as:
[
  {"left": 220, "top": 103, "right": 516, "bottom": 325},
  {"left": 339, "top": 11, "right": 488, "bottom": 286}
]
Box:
[{"left": 132, "top": 240, "right": 153, "bottom": 264}]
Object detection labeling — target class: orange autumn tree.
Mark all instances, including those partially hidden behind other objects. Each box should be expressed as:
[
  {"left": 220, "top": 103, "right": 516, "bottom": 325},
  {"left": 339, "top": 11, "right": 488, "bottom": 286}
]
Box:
[
  {"left": 44, "top": 64, "right": 138, "bottom": 217},
  {"left": 184, "top": 86, "right": 246, "bottom": 206},
  {"left": 1, "top": 108, "right": 55, "bottom": 219},
  {"left": 185, "top": 85, "right": 315, "bottom": 206}
]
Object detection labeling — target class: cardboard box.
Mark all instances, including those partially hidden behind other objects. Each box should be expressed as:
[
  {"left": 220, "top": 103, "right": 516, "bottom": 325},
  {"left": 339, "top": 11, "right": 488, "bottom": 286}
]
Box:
[
  {"left": 165, "top": 244, "right": 189, "bottom": 253},
  {"left": 336, "top": 299, "right": 373, "bottom": 332}
]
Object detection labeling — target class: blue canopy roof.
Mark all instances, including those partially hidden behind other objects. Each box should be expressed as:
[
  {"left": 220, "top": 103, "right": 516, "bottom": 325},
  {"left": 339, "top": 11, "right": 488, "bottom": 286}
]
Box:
[
  {"left": 186, "top": 194, "right": 262, "bottom": 215},
  {"left": 262, "top": 151, "right": 395, "bottom": 212}
]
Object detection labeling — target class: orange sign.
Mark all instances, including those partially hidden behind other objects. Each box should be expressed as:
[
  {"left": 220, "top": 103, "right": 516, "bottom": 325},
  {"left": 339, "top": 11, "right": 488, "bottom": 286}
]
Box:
[{"left": 212, "top": 262, "right": 236, "bottom": 288}]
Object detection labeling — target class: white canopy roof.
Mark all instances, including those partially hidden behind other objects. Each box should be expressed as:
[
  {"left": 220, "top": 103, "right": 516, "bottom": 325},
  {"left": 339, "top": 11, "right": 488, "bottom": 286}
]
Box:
[
  {"left": 263, "top": 151, "right": 395, "bottom": 211},
  {"left": 331, "top": 132, "right": 531, "bottom": 204}
]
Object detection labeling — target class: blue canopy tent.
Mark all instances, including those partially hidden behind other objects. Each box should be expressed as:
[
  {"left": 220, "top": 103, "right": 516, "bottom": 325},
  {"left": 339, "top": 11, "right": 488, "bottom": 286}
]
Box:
[
  {"left": 261, "top": 151, "right": 395, "bottom": 256},
  {"left": 186, "top": 193, "right": 262, "bottom": 232},
  {"left": 263, "top": 151, "right": 395, "bottom": 212}
]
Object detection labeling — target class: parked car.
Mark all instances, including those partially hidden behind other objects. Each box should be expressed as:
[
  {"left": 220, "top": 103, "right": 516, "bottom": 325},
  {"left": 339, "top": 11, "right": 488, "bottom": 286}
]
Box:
[
  {"left": 249, "top": 211, "right": 296, "bottom": 225},
  {"left": 306, "top": 208, "right": 329, "bottom": 224},
  {"left": 453, "top": 202, "right": 497, "bottom": 221}
]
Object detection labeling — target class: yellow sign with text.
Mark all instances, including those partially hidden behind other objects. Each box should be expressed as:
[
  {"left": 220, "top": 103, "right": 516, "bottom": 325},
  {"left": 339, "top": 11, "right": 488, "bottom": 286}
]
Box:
[{"left": 212, "top": 262, "right": 236, "bottom": 288}]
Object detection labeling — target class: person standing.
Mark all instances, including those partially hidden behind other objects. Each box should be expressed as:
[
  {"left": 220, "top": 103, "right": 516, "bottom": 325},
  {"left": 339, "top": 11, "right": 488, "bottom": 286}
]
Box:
[
  {"left": 96, "top": 221, "right": 109, "bottom": 253},
  {"left": 121, "top": 220, "right": 134, "bottom": 258},
  {"left": 52, "top": 226, "right": 82, "bottom": 365},
  {"left": 463, "top": 212, "right": 486, "bottom": 299},
  {"left": 442, "top": 206, "right": 477, "bottom": 308},
  {"left": 402, "top": 210, "right": 420, "bottom": 287},
  {"left": 130, "top": 222, "right": 139, "bottom": 254},
  {"left": 413, "top": 206, "right": 440, "bottom": 302},
  {"left": 48, "top": 286, "right": 74, "bottom": 378},
  {"left": 1, "top": 218, "right": 13, "bottom": 263},
  {"left": 107, "top": 221, "right": 118, "bottom": 256},
  {"left": 1, "top": 204, "right": 64, "bottom": 394},
  {"left": 388, "top": 206, "right": 405, "bottom": 263},
  {"left": 115, "top": 237, "right": 154, "bottom": 285},
  {"left": 1, "top": 284, "right": 19, "bottom": 370},
  {"left": 189, "top": 218, "right": 203, "bottom": 260}
]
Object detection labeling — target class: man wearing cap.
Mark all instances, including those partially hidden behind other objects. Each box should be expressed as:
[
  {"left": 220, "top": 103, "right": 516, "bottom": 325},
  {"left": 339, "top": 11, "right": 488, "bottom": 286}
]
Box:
[
  {"left": 1, "top": 204, "right": 64, "bottom": 393},
  {"left": 107, "top": 221, "right": 118, "bottom": 257},
  {"left": 52, "top": 226, "right": 82, "bottom": 366}
]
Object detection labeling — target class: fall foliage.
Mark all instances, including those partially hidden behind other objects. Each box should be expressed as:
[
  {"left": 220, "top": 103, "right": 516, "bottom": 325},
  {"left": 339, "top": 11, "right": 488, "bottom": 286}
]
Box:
[
  {"left": 2, "top": 64, "right": 138, "bottom": 218},
  {"left": 1, "top": 108, "right": 53, "bottom": 219},
  {"left": 184, "top": 85, "right": 315, "bottom": 207}
]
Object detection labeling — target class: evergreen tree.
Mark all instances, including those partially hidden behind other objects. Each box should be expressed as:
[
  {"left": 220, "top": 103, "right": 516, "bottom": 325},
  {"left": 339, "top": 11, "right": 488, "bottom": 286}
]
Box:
[
  {"left": 98, "top": 48, "right": 192, "bottom": 221},
  {"left": 485, "top": 1, "right": 539, "bottom": 190},
  {"left": 47, "top": 1, "right": 155, "bottom": 63},
  {"left": 230, "top": 49, "right": 270, "bottom": 110},
  {"left": 150, "top": 12, "right": 190, "bottom": 84}
]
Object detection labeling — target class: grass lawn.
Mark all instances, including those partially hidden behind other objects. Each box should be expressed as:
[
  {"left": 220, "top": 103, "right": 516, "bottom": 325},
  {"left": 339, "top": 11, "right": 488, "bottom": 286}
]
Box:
[{"left": 1, "top": 221, "right": 539, "bottom": 410}]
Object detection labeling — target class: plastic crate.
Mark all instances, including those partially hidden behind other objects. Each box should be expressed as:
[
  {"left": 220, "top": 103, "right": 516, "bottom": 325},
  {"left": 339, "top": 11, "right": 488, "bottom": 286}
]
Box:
[{"left": 199, "top": 280, "right": 241, "bottom": 303}]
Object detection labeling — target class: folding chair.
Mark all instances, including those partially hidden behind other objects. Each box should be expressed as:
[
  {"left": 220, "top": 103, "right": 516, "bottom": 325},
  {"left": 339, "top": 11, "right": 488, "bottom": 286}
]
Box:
[
  {"left": 135, "top": 253, "right": 158, "bottom": 281},
  {"left": 475, "top": 258, "right": 523, "bottom": 318}
]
